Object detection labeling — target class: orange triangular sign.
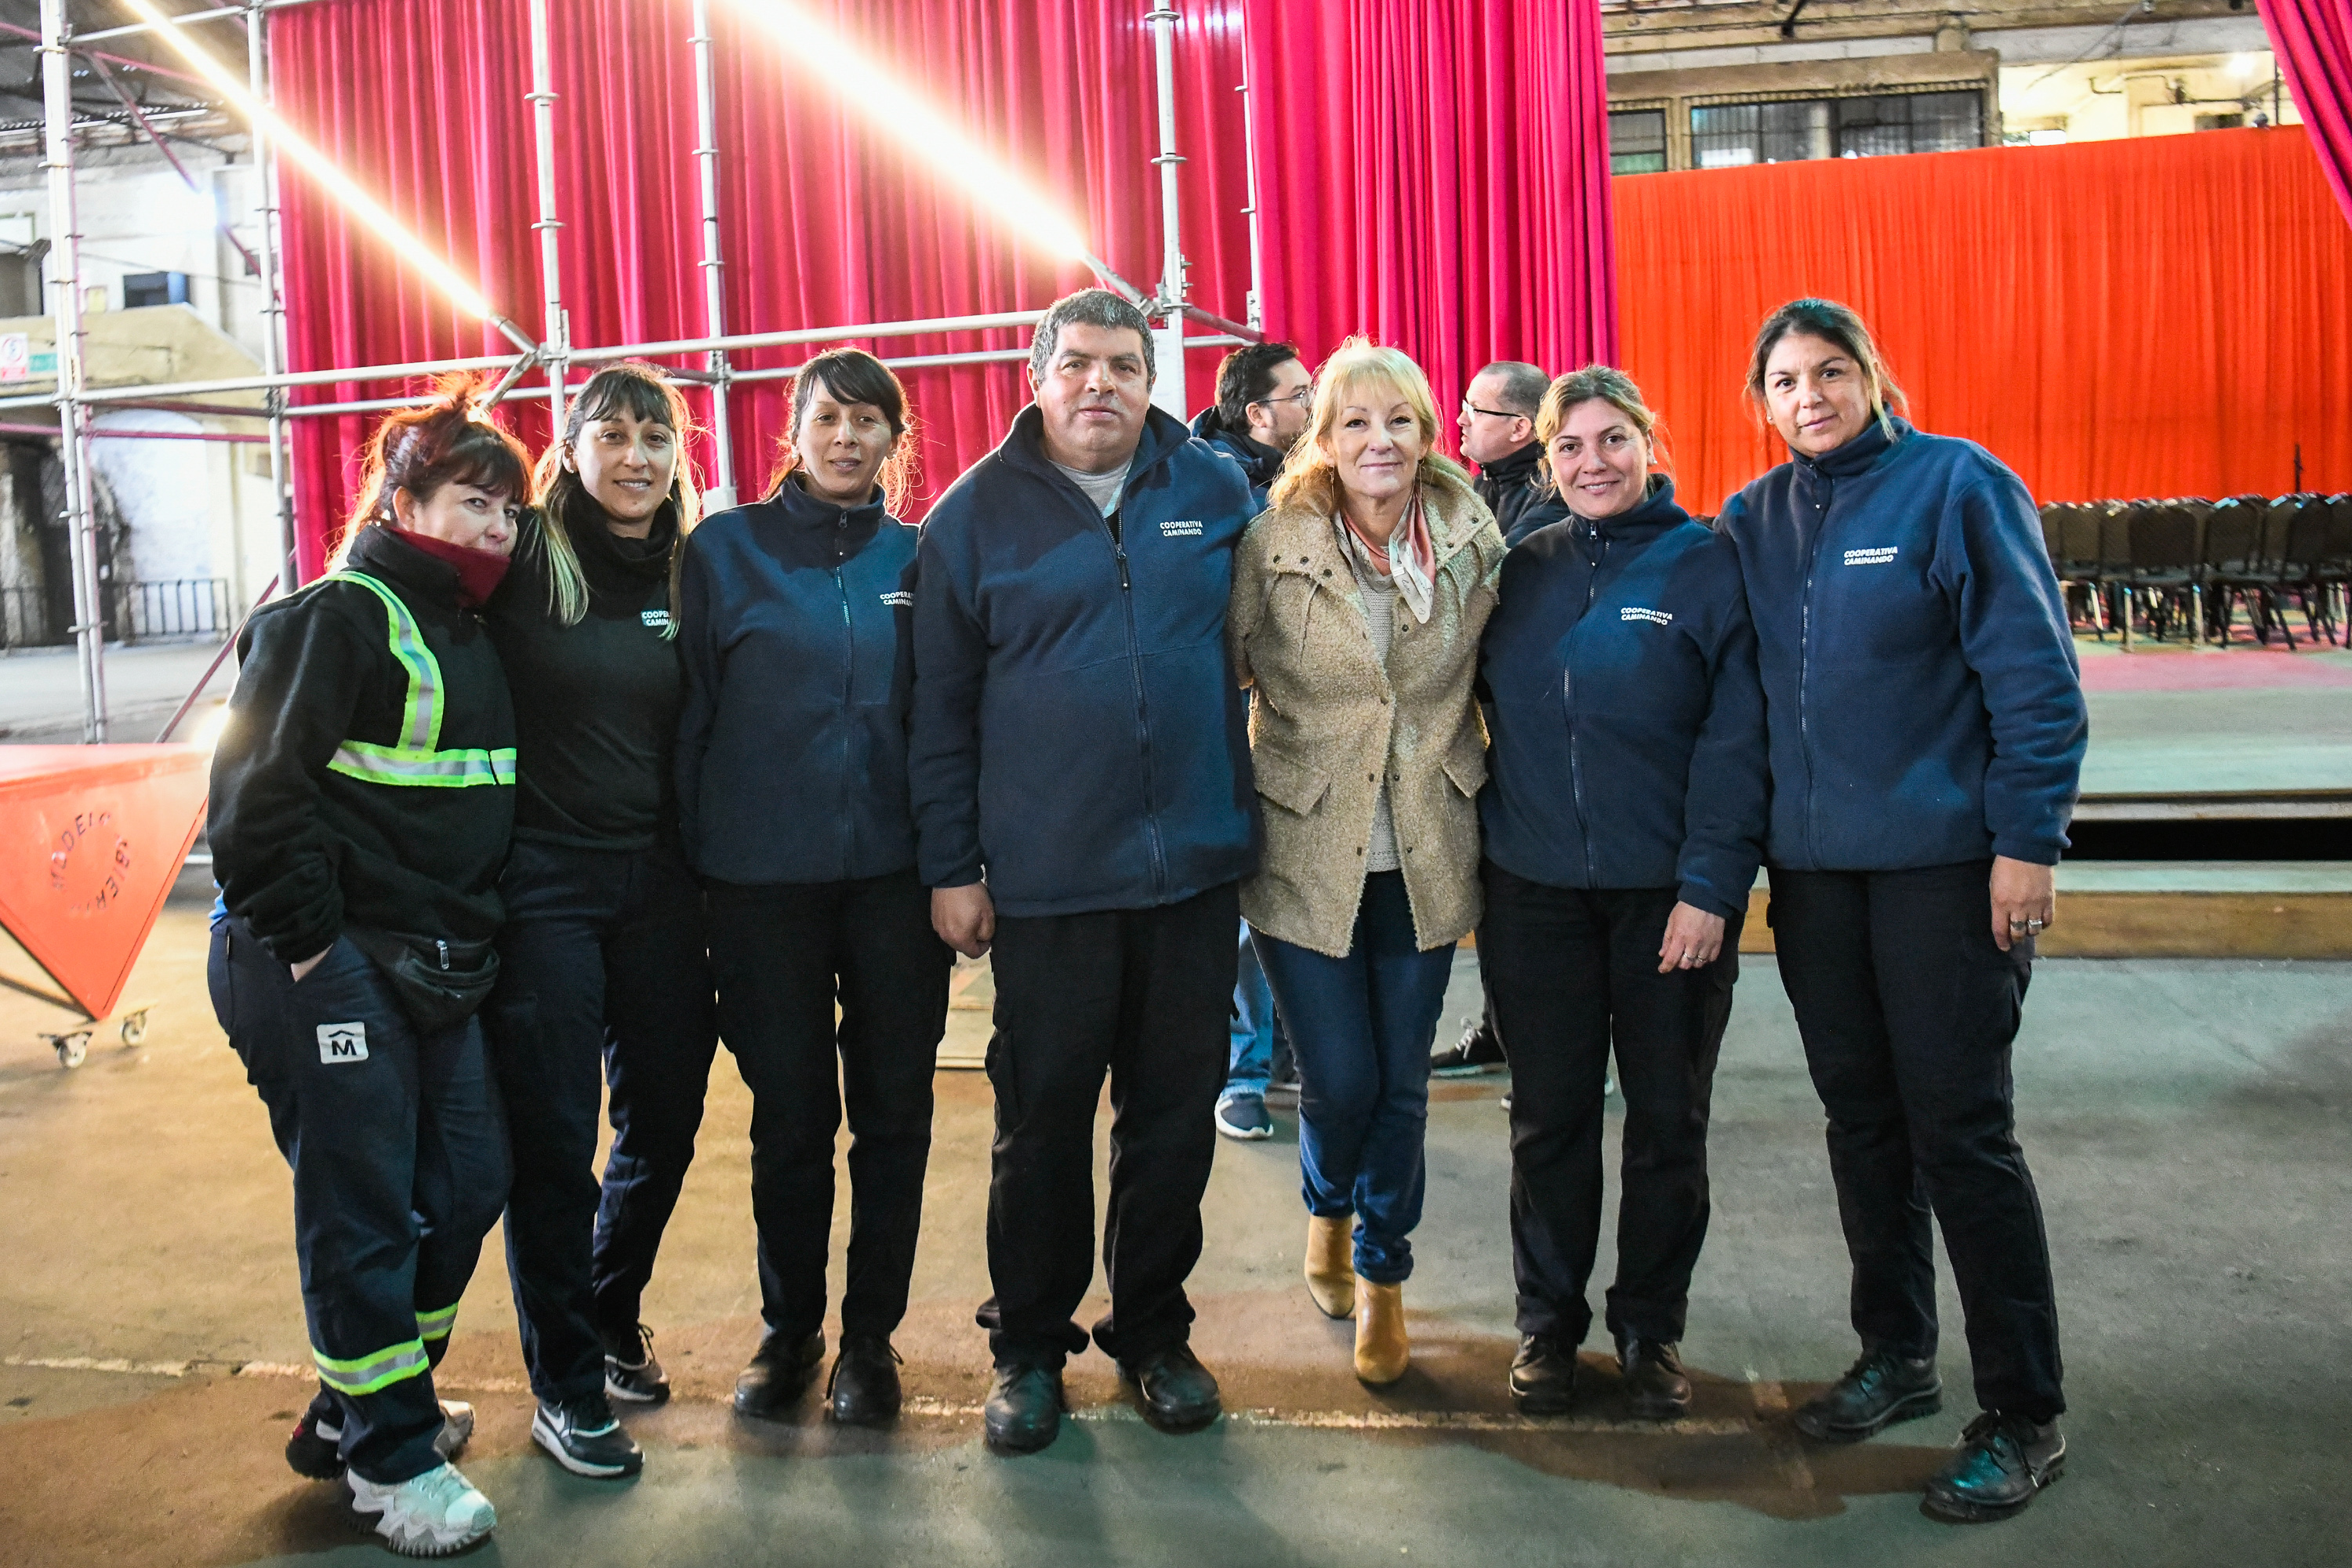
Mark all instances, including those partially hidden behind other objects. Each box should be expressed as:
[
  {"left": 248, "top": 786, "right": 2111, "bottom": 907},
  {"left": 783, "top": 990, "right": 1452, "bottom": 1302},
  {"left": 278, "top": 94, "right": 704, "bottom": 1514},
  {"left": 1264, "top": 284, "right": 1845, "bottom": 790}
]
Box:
[{"left": 0, "top": 745, "right": 210, "bottom": 1019}]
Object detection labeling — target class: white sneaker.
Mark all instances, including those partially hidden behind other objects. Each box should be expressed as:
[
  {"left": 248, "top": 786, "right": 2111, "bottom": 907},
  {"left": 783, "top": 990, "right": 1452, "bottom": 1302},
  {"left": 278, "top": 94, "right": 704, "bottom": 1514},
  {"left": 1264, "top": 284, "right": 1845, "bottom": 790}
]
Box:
[{"left": 347, "top": 1461, "right": 497, "bottom": 1557}]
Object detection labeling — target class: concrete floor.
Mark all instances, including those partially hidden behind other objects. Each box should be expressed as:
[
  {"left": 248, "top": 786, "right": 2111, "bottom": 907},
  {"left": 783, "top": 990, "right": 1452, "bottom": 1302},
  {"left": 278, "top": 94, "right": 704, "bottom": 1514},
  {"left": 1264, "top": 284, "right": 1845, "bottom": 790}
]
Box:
[{"left": 2, "top": 893, "right": 2348, "bottom": 1566}]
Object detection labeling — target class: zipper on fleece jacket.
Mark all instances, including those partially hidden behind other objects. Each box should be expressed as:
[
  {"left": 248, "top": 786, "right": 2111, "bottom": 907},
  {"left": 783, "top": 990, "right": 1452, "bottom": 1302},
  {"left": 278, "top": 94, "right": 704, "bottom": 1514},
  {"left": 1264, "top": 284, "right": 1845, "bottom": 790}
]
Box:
[
  {"left": 1562, "top": 519, "right": 1608, "bottom": 887},
  {"left": 1105, "top": 518, "right": 1169, "bottom": 898},
  {"left": 1795, "top": 470, "right": 1831, "bottom": 869},
  {"left": 836, "top": 564, "right": 857, "bottom": 879}
]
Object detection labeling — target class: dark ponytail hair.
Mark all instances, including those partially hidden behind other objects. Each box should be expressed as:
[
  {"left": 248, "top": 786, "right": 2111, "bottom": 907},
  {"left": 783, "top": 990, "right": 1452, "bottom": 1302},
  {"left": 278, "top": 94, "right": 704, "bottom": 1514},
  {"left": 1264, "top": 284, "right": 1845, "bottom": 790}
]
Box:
[
  {"left": 1743, "top": 298, "right": 1907, "bottom": 441},
  {"left": 529, "top": 361, "right": 702, "bottom": 629},
  {"left": 335, "top": 372, "right": 532, "bottom": 564},
  {"left": 766, "top": 347, "right": 917, "bottom": 514}
]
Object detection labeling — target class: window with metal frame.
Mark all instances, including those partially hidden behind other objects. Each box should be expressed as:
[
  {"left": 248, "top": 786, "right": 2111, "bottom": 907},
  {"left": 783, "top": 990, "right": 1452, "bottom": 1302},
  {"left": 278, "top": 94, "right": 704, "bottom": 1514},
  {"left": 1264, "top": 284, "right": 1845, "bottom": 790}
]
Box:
[
  {"left": 1609, "top": 108, "right": 1668, "bottom": 175},
  {"left": 1690, "top": 87, "right": 1983, "bottom": 169}
]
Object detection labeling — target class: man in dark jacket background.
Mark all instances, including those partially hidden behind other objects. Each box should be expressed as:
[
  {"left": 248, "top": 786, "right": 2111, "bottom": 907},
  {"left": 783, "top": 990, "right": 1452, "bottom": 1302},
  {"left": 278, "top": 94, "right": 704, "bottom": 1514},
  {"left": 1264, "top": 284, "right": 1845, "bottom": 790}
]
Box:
[
  {"left": 1459, "top": 360, "right": 1552, "bottom": 547},
  {"left": 910, "top": 288, "right": 1260, "bottom": 1457},
  {"left": 1189, "top": 340, "right": 1311, "bottom": 511}
]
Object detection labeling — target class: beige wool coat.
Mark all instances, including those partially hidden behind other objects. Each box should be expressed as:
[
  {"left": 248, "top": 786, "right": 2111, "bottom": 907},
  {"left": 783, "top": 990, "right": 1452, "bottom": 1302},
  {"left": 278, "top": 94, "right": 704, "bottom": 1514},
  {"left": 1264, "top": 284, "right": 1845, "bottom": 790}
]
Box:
[{"left": 1227, "top": 481, "right": 1506, "bottom": 959}]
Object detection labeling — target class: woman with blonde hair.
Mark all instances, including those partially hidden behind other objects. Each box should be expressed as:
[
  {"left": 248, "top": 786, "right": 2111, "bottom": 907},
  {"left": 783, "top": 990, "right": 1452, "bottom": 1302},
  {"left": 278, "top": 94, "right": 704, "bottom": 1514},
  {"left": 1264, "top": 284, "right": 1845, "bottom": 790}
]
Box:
[{"left": 1227, "top": 339, "right": 1504, "bottom": 1384}]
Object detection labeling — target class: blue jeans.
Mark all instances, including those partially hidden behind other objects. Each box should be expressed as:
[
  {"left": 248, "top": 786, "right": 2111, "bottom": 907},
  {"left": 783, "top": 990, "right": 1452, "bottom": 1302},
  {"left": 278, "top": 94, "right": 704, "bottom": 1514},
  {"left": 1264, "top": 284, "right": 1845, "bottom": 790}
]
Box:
[
  {"left": 1225, "top": 920, "right": 1276, "bottom": 1101},
  {"left": 1250, "top": 872, "right": 1454, "bottom": 1284}
]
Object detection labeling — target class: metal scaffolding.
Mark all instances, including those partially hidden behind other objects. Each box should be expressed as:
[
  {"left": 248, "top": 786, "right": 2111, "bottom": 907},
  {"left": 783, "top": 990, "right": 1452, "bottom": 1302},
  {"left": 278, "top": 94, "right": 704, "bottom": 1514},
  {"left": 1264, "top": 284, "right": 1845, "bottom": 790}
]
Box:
[{"left": 29, "top": 0, "right": 1261, "bottom": 743}]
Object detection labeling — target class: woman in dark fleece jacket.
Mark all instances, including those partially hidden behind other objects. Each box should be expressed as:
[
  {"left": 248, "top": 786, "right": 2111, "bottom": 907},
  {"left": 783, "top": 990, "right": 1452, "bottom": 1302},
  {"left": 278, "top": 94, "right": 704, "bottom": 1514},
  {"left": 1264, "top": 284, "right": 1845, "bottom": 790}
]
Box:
[
  {"left": 673, "top": 348, "right": 950, "bottom": 1429},
  {"left": 207, "top": 380, "right": 527, "bottom": 1558},
  {"left": 1476, "top": 366, "right": 1766, "bottom": 1425},
  {"left": 478, "top": 362, "right": 713, "bottom": 1483},
  {"left": 1715, "top": 299, "right": 2087, "bottom": 1526}
]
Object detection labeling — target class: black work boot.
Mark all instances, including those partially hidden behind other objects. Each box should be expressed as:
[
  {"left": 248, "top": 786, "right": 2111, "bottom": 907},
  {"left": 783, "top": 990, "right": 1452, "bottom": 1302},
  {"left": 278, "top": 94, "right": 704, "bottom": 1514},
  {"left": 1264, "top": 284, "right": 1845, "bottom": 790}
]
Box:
[
  {"left": 732, "top": 1330, "right": 826, "bottom": 1420},
  {"left": 1120, "top": 1342, "right": 1222, "bottom": 1432},
  {"left": 827, "top": 1334, "right": 904, "bottom": 1427},
  {"left": 1793, "top": 1346, "right": 1943, "bottom": 1442},
  {"left": 1508, "top": 1334, "right": 1578, "bottom": 1416},
  {"left": 983, "top": 1363, "right": 1065, "bottom": 1455},
  {"left": 1617, "top": 1336, "right": 1692, "bottom": 1420},
  {"left": 1922, "top": 1412, "right": 2066, "bottom": 1521}
]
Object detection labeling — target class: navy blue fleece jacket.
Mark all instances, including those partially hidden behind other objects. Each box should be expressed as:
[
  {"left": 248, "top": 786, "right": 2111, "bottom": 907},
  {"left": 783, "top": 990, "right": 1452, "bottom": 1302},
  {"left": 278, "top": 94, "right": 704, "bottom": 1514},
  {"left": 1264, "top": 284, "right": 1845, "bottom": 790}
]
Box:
[
  {"left": 908, "top": 404, "right": 1260, "bottom": 916},
  {"left": 1715, "top": 419, "right": 2086, "bottom": 870}
]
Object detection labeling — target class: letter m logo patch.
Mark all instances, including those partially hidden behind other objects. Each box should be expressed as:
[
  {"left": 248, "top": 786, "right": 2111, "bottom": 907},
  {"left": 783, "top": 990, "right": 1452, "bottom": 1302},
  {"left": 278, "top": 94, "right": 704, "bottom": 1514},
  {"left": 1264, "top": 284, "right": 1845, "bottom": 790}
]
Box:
[{"left": 318, "top": 1022, "right": 369, "bottom": 1064}]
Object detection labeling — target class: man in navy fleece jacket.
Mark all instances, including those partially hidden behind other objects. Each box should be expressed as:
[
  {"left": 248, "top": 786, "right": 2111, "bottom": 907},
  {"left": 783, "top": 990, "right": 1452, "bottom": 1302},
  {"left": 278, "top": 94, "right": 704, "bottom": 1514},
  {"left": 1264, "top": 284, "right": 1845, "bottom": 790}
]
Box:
[{"left": 908, "top": 288, "right": 1258, "bottom": 1457}]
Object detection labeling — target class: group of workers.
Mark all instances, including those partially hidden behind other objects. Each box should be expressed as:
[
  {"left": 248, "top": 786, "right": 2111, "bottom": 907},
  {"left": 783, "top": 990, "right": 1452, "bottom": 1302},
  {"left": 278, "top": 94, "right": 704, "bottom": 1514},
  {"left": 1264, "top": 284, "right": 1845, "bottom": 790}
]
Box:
[{"left": 205, "top": 285, "right": 2086, "bottom": 1557}]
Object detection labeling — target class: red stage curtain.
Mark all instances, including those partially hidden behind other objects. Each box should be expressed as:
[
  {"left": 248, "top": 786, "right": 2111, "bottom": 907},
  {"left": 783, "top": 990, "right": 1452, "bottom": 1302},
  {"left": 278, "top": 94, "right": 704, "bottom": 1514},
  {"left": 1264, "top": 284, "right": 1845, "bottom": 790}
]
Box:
[
  {"left": 1614, "top": 128, "right": 2352, "bottom": 513},
  {"left": 273, "top": 0, "right": 1617, "bottom": 571},
  {"left": 2260, "top": 0, "right": 2352, "bottom": 227},
  {"left": 1243, "top": 0, "right": 1617, "bottom": 444}
]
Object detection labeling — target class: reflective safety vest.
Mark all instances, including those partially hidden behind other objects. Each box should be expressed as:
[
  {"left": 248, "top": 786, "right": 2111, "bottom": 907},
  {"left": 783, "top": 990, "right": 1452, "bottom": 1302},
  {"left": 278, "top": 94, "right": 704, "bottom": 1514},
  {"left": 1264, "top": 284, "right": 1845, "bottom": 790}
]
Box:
[{"left": 320, "top": 570, "right": 517, "bottom": 789}]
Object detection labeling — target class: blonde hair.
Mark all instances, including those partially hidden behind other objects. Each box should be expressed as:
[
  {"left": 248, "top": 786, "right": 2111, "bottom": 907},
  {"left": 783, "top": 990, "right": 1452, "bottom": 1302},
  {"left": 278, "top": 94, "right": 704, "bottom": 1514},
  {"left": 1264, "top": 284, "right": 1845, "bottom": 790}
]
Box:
[
  {"left": 1269, "top": 339, "right": 1477, "bottom": 517},
  {"left": 1534, "top": 365, "right": 1667, "bottom": 495},
  {"left": 529, "top": 362, "right": 702, "bottom": 632}
]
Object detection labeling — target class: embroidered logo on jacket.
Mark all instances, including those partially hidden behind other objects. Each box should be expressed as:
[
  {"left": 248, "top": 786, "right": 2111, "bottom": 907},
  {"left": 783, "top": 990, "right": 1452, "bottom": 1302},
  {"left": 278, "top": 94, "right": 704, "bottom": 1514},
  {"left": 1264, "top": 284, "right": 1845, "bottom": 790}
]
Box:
[
  {"left": 641, "top": 609, "right": 672, "bottom": 630},
  {"left": 1160, "top": 519, "right": 1203, "bottom": 538},
  {"left": 318, "top": 1022, "right": 368, "bottom": 1065},
  {"left": 1621, "top": 607, "right": 1673, "bottom": 626},
  {"left": 880, "top": 590, "right": 914, "bottom": 608},
  {"left": 1842, "top": 546, "right": 1898, "bottom": 567}
]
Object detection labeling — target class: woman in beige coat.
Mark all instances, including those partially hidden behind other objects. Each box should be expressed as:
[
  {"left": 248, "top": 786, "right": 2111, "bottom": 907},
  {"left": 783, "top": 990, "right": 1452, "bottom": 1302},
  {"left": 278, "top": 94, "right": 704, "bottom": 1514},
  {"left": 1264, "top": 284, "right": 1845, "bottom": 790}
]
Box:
[{"left": 1227, "top": 340, "right": 1504, "bottom": 1385}]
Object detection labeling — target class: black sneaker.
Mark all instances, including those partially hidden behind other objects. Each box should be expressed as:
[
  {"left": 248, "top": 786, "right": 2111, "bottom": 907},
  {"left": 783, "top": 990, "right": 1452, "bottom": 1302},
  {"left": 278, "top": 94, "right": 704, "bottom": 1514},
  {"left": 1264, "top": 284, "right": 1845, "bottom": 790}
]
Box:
[
  {"left": 532, "top": 1392, "right": 644, "bottom": 1479},
  {"left": 1922, "top": 1412, "right": 2065, "bottom": 1521},
  {"left": 285, "top": 1399, "right": 471, "bottom": 1480},
  {"left": 734, "top": 1330, "right": 826, "bottom": 1420},
  {"left": 1431, "top": 1018, "right": 1507, "bottom": 1076},
  {"left": 983, "top": 1363, "right": 1065, "bottom": 1456},
  {"left": 1214, "top": 1092, "right": 1273, "bottom": 1140},
  {"left": 603, "top": 1323, "right": 670, "bottom": 1406},
  {"left": 1617, "top": 1336, "right": 1692, "bottom": 1420},
  {"left": 1793, "top": 1347, "right": 1943, "bottom": 1443},
  {"left": 1508, "top": 1334, "right": 1577, "bottom": 1416}
]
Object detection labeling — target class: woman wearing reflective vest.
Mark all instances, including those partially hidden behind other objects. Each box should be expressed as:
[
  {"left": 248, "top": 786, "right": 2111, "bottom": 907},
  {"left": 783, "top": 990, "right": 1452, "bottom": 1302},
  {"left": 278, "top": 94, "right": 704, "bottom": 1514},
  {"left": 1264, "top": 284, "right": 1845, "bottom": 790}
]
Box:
[
  {"left": 1225, "top": 339, "right": 1504, "bottom": 1388},
  {"left": 673, "top": 348, "right": 951, "bottom": 1428},
  {"left": 1475, "top": 367, "right": 1766, "bottom": 1422},
  {"left": 477, "top": 363, "right": 713, "bottom": 1481},
  {"left": 1714, "top": 299, "right": 2087, "bottom": 1523},
  {"left": 207, "top": 379, "right": 527, "bottom": 1558}
]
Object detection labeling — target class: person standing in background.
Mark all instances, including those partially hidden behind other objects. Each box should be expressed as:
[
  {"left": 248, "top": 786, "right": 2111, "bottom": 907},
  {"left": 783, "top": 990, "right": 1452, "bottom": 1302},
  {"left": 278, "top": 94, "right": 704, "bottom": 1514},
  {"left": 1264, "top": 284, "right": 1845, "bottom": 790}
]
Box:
[{"left": 1193, "top": 340, "right": 1314, "bottom": 1139}]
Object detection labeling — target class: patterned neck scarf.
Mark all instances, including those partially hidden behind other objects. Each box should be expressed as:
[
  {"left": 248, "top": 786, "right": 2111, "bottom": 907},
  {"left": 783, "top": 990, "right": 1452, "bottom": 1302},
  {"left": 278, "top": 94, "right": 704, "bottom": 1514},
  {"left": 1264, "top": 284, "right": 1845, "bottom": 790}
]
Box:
[{"left": 1334, "top": 489, "right": 1436, "bottom": 624}]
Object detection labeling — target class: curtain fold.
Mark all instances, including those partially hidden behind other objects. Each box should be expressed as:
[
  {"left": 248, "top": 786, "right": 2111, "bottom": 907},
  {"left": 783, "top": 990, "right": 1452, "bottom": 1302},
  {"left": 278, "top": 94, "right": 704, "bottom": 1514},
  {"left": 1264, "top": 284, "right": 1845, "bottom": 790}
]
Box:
[
  {"left": 1242, "top": 0, "right": 1617, "bottom": 447},
  {"left": 274, "top": 0, "right": 1617, "bottom": 568},
  {"left": 1614, "top": 128, "right": 2352, "bottom": 512},
  {"left": 2259, "top": 0, "right": 2352, "bottom": 227}
]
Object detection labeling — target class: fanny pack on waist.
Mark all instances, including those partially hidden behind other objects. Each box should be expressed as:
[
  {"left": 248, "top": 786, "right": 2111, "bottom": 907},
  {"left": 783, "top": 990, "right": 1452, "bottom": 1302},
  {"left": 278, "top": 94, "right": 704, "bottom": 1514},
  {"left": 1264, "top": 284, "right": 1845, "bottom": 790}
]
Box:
[{"left": 345, "top": 926, "right": 499, "bottom": 1033}]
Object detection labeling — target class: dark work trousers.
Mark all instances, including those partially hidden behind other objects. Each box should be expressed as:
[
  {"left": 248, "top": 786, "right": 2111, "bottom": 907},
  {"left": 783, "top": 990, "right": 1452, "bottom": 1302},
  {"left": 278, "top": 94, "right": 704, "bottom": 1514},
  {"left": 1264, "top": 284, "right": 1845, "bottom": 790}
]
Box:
[
  {"left": 480, "top": 838, "right": 719, "bottom": 1405},
  {"left": 978, "top": 880, "right": 1240, "bottom": 1368},
  {"left": 209, "top": 915, "right": 510, "bottom": 1484},
  {"left": 704, "top": 868, "right": 952, "bottom": 1347},
  {"left": 1478, "top": 864, "right": 1740, "bottom": 1346},
  {"left": 1251, "top": 871, "right": 1455, "bottom": 1285},
  {"left": 1769, "top": 859, "right": 2066, "bottom": 1422}
]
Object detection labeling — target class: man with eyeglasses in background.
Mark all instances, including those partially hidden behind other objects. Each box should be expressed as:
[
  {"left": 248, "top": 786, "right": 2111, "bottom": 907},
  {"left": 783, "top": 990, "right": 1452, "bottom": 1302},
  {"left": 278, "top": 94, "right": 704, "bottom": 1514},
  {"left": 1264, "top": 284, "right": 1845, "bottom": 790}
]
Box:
[
  {"left": 1435, "top": 360, "right": 1559, "bottom": 1084},
  {"left": 1192, "top": 341, "right": 1312, "bottom": 1139}
]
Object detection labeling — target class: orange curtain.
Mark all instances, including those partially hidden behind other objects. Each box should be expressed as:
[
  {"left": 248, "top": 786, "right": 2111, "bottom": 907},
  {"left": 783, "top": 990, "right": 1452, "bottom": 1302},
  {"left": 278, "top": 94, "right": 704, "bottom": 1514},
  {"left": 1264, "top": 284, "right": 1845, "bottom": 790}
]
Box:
[{"left": 1614, "top": 126, "right": 2352, "bottom": 513}]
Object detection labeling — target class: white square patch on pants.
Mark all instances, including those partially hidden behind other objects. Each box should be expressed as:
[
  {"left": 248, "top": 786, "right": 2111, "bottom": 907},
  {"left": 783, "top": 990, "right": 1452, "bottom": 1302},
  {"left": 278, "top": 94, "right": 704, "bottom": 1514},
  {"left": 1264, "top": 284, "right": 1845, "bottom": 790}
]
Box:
[{"left": 318, "top": 1022, "right": 369, "bottom": 1064}]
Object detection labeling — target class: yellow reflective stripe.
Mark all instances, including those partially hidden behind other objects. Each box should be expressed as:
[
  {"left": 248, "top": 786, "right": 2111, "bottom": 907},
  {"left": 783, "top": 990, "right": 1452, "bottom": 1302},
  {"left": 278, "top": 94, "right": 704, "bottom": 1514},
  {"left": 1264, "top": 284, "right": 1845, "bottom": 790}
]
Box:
[
  {"left": 328, "top": 742, "right": 516, "bottom": 788},
  {"left": 416, "top": 1303, "right": 459, "bottom": 1343},
  {"left": 321, "top": 570, "right": 441, "bottom": 751},
  {"left": 314, "top": 1338, "right": 430, "bottom": 1396},
  {"left": 314, "top": 569, "right": 510, "bottom": 791}
]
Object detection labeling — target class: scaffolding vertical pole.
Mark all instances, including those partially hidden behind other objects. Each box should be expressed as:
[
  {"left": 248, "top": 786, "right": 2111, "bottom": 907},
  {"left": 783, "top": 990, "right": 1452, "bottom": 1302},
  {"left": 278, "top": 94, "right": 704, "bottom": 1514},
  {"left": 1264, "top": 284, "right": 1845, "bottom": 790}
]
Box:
[
  {"left": 247, "top": 1, "right": 295, "bottom": 596},
  {"left": 690, "top": 0, "right": 735, "bottom": 511},
  {"left": 1145, "top": 3, "right": 1185, "bottom": 419},
  {"left": 527, "top": 0, "right": 566, "bottom": 436},
  {"left": 1236, "top": 5, "right": 1263, "bottom": 332},
  {"left": 41, "top": 0, "right": 104, "bottom": 740}
]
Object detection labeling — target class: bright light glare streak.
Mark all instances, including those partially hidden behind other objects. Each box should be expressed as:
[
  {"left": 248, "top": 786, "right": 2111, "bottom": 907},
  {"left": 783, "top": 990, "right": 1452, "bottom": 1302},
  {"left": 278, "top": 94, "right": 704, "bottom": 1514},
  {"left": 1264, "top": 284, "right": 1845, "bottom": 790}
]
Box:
[
  {"left": 115, "top": 0, "right": 505, "bottom": 325},
  {"left": 723, "top": 0, "right": 1094, "bottom": 263}
]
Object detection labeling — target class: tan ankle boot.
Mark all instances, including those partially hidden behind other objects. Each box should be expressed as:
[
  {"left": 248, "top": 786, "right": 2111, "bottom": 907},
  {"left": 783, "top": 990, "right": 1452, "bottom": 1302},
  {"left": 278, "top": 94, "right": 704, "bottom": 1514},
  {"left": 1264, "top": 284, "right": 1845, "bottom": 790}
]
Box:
[
  {"left": 1354, "top": 1281, "right": 1409, "bottom": 1385},
  {"left": 1303, "top": 1214, "right": 1356, "bottom": 1319}
]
